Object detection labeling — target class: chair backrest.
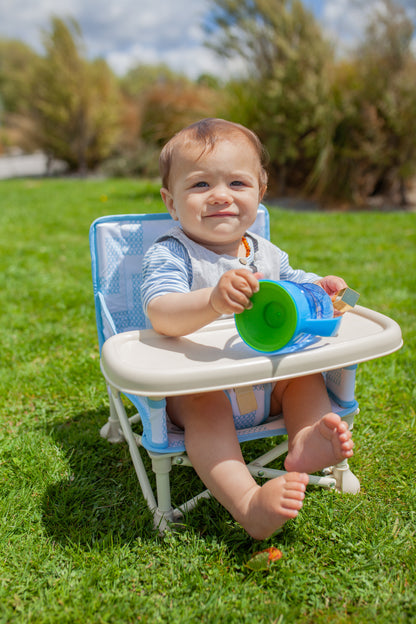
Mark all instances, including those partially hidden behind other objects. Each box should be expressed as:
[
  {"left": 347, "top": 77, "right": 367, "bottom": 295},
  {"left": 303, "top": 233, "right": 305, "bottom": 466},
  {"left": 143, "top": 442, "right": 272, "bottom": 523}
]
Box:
[{"left": 89, "top": 205, "right": 270, "bottom": 350}]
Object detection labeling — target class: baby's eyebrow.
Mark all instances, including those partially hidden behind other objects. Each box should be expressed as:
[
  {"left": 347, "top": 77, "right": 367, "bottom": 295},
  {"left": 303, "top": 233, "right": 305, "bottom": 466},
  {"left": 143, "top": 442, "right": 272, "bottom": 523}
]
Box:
[{"left": 185, "top": 171, "right": 206, "bottom": 181}]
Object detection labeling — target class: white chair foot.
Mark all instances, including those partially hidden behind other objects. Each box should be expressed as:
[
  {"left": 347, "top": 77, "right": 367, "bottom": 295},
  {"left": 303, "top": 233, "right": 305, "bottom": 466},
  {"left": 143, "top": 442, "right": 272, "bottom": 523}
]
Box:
[
  {"left": 154, "top": 508, "right": 184, "bottom": 534},
  {"left": 100, "top": 419, "right": 125, "bottom": 443},
  {"left": 331, "top": 460, "right": 360, "bottom": 494}
]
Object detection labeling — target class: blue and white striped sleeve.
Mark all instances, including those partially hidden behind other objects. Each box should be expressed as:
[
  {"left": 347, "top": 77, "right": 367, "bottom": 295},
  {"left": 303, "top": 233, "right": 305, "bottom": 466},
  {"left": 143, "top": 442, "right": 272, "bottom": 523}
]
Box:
[
  {"left": 278, "top": 248, "right": 320, "bottom": 284},
  {"left": 141, "top": 238, "right": 193, "bottom": 316}
]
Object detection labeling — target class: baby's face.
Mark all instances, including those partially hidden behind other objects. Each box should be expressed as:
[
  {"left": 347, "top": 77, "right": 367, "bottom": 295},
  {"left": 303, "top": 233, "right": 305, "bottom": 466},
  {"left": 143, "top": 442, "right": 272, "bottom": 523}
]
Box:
[{"left": 161, "top": 135, "right": 265, "bottom": 255}]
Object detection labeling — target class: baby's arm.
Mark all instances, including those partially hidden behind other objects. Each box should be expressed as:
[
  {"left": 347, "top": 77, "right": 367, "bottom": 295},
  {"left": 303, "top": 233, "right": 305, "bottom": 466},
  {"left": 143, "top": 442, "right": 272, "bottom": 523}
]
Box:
[{"left": 147, "top": 269, "right": 261, "bottom": 337}]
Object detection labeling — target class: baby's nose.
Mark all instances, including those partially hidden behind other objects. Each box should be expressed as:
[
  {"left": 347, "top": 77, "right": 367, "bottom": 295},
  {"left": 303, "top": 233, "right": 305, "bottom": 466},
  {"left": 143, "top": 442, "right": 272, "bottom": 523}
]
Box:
[{"left": 209, "top": 185, "right": 232, "bottom": 204}]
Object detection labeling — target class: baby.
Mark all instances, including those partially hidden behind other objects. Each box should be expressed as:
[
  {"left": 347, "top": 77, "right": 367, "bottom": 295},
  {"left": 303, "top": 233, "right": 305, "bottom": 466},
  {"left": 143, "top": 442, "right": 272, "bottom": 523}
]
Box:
[{"left": 141, "top": 118, "right": 353, "bottom": 540}]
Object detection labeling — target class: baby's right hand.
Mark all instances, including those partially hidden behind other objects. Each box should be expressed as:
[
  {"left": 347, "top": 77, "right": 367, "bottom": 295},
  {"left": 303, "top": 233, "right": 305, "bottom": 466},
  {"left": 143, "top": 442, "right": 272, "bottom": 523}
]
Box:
[{"left": 209, "top": 269, "right": 262, "bottom": 316}]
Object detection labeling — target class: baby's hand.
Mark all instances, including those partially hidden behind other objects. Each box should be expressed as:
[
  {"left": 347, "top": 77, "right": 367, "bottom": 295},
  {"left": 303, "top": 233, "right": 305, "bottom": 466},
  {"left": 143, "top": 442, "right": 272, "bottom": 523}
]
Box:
[
  {"left": 316, "top": 275, "right": 347, "bottom": 297},
  {"left": 210, "top": 269, "right": 262, "bottom": 316},
  {"left": 316, "top": 275, "right": 348, "bottom": 316}
]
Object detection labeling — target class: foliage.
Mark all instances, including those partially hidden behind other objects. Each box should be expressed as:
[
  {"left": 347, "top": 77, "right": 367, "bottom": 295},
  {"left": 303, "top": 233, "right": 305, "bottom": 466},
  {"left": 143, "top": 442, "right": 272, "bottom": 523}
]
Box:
[
  {"left": 120, "top": 62, "right": 185, "bottom": 98},
  {"left": 205, "top": 0, "right": 416, "bottom": 205},
  {"left": 0, "top": 178, "right": 415, "bottom": 623},
  {"left": 353, "top": 1, "right": 416, "bottom": 203},
  {"left": 0, "top": 39, "right": 40, "bottom": 113},
  {"left": 107, "top": 68, "right": 226, "bottom": 178},
  {"left": 205, "top": 0, "right": 335, "bottom": 194},
  {"left": 139, "top": 79, "right": 224, "bottom": 147},
  {"left": 30, "top": 17, "right": 121, "bottom": 172},
  {"left": 0, "top": 39, "right": 41, "bottom": 153},
  {"left": 311, "top": 0, "right": 416, "bottom": 205}
]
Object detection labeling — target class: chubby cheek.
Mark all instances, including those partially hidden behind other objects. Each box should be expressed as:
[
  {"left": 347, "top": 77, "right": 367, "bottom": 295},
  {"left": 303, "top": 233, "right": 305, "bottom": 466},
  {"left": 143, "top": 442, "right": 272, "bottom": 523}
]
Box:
[{"left": 183, "top": 199, "right": 204, "bottom": 220}]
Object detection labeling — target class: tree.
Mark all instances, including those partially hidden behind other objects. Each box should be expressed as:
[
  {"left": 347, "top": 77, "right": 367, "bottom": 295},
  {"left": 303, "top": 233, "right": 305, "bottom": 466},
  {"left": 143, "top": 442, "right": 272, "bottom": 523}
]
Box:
[
  {"left": 117, "top": 64, "right": 191, "bottom": 158},
  {"left": 31, "top": 17, "right": 121, "bottom": 172},
  {"left": 120, "top": 63, "right": 183, "bottom": 98},
  {"left": 315, "top": 0, "right": 416, "bottom": 205},
  {"left": 204, "top": 0, "right": 335, "bottom": 193},
  {"left": 0, "top": 39, "right": 40, "bottom": 114},
  {"left": 107, "top": 66, "right": 225, "bottom": 178},
  {"left": 0, "top": 39, "right": 41, "bottom": 153},
  {"left": 140, "top": 80, "right": 223, "bottom": 147},
  {"left": 354, "top": 0, "right": 416, "bottom": 204}
]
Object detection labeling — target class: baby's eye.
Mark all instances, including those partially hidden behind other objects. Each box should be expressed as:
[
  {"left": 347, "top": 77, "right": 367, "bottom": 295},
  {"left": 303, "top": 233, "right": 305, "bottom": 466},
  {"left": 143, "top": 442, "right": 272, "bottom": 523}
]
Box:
[
  {"left": 193, "top": 181, "right": 209, "bottom": 188},
  {"left": 231, "top": 180, "right": 245, "bottom": 187}
]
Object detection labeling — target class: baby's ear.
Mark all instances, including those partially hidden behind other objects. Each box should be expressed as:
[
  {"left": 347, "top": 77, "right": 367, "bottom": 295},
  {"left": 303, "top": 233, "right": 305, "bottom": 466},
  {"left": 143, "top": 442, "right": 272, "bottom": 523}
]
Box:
[{"left": 160, "top": 188, "right": 178, "bottom": 220}]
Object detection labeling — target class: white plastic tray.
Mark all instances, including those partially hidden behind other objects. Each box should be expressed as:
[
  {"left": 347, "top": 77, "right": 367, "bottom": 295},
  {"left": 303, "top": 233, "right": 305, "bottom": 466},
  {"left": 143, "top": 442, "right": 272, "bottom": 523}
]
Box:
[{"left": 101, "top": 305, "right": 402, "bottom": 398}]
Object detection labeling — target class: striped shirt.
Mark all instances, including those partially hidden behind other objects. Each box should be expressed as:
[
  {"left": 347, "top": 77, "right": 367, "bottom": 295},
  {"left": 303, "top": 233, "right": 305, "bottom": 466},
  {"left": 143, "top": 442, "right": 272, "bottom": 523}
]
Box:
[{"left": 141, "top": 228, "right": 320, "bottom": 316}]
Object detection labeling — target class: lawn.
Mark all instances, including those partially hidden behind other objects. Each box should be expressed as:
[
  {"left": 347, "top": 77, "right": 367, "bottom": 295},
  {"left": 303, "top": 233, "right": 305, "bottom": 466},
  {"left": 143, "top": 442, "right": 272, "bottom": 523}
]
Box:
[{"left": 0, "top": 177, "right": 415, "bottom": 623}]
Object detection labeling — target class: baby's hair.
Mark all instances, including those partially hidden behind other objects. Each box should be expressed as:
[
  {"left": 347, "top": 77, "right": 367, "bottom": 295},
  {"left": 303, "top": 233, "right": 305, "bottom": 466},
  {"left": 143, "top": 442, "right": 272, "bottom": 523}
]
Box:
[{"left": 159, "top": 118, "right": 268, "bottom": 190}]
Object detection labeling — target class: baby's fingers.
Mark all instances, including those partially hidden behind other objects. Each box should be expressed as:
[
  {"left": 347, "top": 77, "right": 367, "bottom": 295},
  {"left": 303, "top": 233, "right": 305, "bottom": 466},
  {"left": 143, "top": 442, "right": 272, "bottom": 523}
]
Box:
[
  {"left": 233, "top": 269, "right": 261, "bottom": 296},
  {"left": 210, "top": 269, "right": 261, "bottom": 315},
  {"left": 228, "top": 287, "right": 254, "bottom": 312}
]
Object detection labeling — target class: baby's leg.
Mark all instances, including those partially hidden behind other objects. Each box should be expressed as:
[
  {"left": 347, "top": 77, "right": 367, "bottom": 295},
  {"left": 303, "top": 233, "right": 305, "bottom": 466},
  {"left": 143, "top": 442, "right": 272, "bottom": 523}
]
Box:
[
  {"left": 271, "top": 374, "right": 354, "bottom": 474},
  {"left": 167, "top": 391, "right": 308, "bottom": 540}
]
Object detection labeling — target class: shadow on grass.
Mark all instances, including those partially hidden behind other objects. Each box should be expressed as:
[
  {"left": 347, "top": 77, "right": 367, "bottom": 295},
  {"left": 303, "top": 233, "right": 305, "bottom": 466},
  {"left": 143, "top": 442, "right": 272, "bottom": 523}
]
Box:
[
  {"left": 41, "top": 406, "right": 159, "bottom": 548},
  {"left": 40, "top": 406, "right": 272, "bottom": 555}
]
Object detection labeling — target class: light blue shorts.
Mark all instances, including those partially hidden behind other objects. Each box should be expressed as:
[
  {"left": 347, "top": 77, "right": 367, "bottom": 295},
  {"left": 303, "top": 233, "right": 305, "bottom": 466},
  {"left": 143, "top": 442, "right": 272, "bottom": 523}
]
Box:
[{"left": 224, "top": 383, "right": 274, "bottom": 429}]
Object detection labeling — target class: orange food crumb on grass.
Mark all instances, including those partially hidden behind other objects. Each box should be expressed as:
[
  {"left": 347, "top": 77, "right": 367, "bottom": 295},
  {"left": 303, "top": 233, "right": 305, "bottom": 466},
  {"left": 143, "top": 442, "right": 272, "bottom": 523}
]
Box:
[{"left": 245, "top": 547, "right": 283, "bottom": 571}]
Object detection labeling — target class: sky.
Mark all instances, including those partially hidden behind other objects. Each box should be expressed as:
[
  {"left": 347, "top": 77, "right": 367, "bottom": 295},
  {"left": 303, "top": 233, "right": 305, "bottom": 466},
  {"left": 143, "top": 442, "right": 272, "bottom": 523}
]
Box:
[{"left": 1, "top": 0, "right": 415, "bottom": 78}]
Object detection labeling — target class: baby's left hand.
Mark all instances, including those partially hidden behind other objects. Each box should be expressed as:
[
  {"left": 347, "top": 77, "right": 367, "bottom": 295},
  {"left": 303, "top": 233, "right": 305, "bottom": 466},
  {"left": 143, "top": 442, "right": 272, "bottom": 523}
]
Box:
[
  {"left": 316, "top": 276, "right": 348, "bottom": 316},
  {"left": 316, "top": 275, "right": 348, "bottom": 297}
]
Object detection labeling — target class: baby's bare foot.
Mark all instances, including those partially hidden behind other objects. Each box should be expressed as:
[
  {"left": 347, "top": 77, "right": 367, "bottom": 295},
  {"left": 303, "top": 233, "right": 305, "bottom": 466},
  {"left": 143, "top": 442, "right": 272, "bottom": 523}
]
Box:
[
  {"left": 238, "top": 472, "right": 308, "bottom": 540},
  {"left": 284, "top": 413, "right": 354, "bottom": 474}
]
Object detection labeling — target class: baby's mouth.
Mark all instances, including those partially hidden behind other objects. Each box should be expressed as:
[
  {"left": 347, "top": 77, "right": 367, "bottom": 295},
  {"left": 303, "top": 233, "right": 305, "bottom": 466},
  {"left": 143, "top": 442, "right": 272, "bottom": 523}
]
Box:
[{"left": 206, "top": 211, "right": 238, "bottom": 218}]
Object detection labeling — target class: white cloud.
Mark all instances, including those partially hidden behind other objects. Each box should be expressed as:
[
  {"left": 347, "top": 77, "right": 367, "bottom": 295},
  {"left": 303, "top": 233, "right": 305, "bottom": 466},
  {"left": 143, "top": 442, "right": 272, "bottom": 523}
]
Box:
[
  {"left": 0, "top": 0, "right": 414, "bottom": 78},
  {"left": 317, "top": 0, "right": 371, "bottom": 54},
  {"left": 320, "top": 0, "right": 416, "bottom": 54},
  {"left": 0, "top": 0, "right": 216, "bottom": 77},
  {"left": 72, "top": 0, "right": 216, "bottom": 78}
]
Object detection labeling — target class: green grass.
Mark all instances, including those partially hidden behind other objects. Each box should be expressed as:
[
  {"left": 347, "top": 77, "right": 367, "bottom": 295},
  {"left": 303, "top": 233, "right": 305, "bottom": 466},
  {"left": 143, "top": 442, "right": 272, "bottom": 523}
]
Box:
[{"left": 0, "top": 177, "right": 415, "bottom": 623}]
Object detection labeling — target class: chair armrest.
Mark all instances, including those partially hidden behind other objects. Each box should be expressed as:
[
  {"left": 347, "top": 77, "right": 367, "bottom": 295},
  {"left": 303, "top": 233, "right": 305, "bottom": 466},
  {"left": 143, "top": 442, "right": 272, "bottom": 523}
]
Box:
[{"left": 95, "top": 291, "right": 117, "bottom": 349}]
